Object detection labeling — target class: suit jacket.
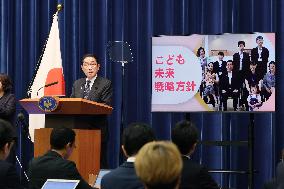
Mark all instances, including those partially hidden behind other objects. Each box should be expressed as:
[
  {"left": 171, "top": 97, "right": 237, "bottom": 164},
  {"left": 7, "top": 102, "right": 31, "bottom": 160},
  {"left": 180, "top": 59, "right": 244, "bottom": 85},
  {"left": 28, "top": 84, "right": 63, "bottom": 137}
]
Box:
[
  {"left": 0, "top": 93, "right": 16, "bottom": 124},
  {"left": 213, "top": 61, "right": 227, "bottom": 75},
  {"left": 101, "top": 162, "right": 144, "bottom": 189},
  {"left": 179, "top": 156, "right": 219, "bottom": 189},
  {"left": 219, "top": 71, "right": 240, "bottom": 92},
  {"left": 70, "top": 76, "right": 113, "bottom": 106},
  {"left": 28, "top": 150, "right": 92, "bottom": 189},
  {"left": 0, "top": 160, "right": 23, "bottom": 189},
  {"left": 251, "top": 46, "right": 269, "bottom": 63},
  {"left": 251, "top": 47, "right": 269, "bottom": 77},
  {"left": 233, "top": 52, "right": 250, "bottom": 75}
]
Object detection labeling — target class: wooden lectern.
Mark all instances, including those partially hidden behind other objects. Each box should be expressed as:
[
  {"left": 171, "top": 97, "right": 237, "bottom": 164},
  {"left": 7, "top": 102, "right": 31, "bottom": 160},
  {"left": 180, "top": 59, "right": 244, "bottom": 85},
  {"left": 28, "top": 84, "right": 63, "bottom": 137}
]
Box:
[{"left": 19, "top": 98, "right": 113, "bottom": 180}]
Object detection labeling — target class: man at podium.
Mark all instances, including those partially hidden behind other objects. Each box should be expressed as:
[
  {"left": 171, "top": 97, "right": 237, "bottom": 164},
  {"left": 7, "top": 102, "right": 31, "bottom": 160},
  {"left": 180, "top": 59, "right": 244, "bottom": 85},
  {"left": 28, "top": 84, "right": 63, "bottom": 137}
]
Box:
[{"left": 71, "top": 54, "right": 113, "bottom": 168}]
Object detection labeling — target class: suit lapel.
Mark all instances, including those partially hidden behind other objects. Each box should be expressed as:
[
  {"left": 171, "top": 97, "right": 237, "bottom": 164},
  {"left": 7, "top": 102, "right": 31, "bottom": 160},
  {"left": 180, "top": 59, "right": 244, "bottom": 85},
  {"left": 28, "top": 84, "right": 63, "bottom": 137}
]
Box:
[
  {"left": 79, "top": 79, "right": 85, "bottom": 98},
  {"left": 88, "top": 76, "right": 100, "bottom": 100}
]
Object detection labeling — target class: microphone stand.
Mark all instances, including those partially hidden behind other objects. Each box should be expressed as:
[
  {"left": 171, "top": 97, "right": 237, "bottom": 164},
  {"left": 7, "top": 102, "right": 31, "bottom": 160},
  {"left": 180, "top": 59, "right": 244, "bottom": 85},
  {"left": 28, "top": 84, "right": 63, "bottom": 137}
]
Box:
[{"left": 16, "top": 113, "right": 33, "bottom": 185}]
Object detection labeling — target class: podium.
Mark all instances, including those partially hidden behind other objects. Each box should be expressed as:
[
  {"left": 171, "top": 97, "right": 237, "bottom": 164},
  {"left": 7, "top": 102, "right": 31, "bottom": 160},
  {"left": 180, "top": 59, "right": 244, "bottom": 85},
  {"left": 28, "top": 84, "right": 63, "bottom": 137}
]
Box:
[{"left": 19, "top": 98, "right": 113, "bottom": 180}]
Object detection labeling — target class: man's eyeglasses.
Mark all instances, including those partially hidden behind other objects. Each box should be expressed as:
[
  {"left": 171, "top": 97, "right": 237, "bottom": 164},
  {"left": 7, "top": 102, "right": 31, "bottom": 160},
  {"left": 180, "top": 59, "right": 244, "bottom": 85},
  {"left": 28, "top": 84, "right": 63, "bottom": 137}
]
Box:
[{"left": 82, "top": 63, "right": 97, "bottom": 68}]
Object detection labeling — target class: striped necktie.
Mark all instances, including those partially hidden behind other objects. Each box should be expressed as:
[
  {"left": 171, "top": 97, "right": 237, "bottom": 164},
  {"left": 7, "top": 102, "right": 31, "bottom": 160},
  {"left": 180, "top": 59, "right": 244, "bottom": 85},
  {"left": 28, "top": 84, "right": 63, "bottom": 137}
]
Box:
[{"left": 83, "top": 80, "right": 91, "bottom": 99}]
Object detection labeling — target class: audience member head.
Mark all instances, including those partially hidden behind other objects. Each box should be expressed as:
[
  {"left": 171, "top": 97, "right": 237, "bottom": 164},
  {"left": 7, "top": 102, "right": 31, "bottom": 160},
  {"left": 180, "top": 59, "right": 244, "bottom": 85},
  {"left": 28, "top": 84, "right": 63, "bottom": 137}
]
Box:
[
  {"left": 256, "top": 36, "right": 264, "bottom": 47},
  {"left": 172, "top": 120, "right": 198, "bottom": 156},
  {"left": 218, "top": 51, "right": 224, "bottom": 61},
  {"left": 81, "top": 53, "right": 100, "bottom": 80},
  {"left": 122, "top": 122, "right": 155, "bottom": 157},
  {"left": 197, "top": 47, "right": 205, "bottom": 58},
  {"left": 226, "top": 60, "right": 234, "bottom": 72},
  {"left": 0, "top": 119, "right": 15, "bottom": 160},
  {"left": 50, "top": 127, "right": 76, "bottom": 159},
  {"left": 135, "top": 141, "right": 182, "bottom": 189},
  {"left": 0, "top": 73, "right": 13, "bottom": 94}
]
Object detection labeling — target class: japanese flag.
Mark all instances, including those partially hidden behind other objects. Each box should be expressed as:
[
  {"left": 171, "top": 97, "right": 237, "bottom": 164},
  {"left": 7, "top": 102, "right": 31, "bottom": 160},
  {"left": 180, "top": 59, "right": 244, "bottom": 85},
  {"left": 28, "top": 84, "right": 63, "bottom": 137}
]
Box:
[{"left": 29, "top": 12, "right": 65, "bottom": 141}]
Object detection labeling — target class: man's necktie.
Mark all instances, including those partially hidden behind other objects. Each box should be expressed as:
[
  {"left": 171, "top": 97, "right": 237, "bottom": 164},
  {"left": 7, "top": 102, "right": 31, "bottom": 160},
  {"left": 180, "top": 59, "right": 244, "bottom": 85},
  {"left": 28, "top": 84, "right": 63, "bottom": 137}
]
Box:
[{"left": 83, "top": 80, "right": 91, "bottom": 99}]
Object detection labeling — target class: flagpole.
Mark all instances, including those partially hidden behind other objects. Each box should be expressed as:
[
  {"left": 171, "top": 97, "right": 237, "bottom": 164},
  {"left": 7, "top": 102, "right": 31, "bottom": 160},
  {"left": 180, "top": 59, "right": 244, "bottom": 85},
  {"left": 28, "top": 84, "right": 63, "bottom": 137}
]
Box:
[{"left": 26, "top": 4, "right": 63, "bottom": 98}]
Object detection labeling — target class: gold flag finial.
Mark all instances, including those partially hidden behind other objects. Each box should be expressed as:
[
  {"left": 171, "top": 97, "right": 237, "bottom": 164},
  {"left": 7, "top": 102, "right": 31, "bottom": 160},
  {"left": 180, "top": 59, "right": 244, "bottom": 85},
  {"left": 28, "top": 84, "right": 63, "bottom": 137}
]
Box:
[{"left": 57, "top": 4, "right": 63, "bottom": 12}]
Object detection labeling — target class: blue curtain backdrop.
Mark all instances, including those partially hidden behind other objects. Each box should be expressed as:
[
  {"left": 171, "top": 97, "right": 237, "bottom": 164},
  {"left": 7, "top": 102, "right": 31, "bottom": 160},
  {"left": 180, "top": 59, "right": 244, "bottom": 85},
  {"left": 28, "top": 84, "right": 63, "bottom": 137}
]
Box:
[{"left": 0, "top": 0, "right": 281, "bottom": 188}]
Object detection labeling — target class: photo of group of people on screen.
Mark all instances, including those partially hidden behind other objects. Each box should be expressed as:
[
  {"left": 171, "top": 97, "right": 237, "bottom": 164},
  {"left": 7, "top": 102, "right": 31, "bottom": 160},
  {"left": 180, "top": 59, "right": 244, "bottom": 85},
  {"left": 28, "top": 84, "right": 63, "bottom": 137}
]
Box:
[{"left": 198, "top": 35, "right": 275, "bottom": 111}]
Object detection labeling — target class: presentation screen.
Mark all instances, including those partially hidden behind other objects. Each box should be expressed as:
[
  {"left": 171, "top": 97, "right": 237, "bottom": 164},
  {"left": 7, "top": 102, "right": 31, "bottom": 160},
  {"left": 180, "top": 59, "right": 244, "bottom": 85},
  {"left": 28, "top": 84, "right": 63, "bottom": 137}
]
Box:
[{"left": 151, "top": 33, "right": 275, "bottom": 112}]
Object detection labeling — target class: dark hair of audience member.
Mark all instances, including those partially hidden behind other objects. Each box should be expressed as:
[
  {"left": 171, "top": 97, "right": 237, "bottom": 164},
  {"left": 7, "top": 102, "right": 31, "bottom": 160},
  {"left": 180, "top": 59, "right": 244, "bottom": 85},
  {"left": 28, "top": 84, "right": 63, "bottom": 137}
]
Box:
[
  {"left": 50, "top": 127, "right": 76, "bottom": 150},
  {"left": 0, "top": 120, "right": 15, "bottom": 151},
  {"left": 238, "top": 41, "right": 245, "bottom": 47},
  {"left": 171, "top": 120, "right": 198, "bottom": 155},
  {"left": 0, "top": 73, "right": 13, "bottom": 93},
  {"left": 122, "top": 122, "right": 155, "bottom": 156}
]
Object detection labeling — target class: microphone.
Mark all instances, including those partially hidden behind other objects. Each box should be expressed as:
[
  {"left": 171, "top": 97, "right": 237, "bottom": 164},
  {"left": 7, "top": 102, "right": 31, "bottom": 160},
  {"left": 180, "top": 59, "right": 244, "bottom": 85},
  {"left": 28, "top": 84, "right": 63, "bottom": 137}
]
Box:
[
  {"left": 17, "top": 112, "right": 31, "bottom": 140},
  {"left": 36, "top": 81, "right": 58, "bottom": 96}
]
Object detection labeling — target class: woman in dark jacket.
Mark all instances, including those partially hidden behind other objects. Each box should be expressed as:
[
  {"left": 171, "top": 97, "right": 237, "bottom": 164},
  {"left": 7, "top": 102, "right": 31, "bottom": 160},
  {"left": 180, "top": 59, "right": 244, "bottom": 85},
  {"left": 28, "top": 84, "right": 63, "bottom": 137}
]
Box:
[
  {"left": 0, "top": 74, "right": 16, "bottom": 164},
  {"left": 0, "top": 73, "right": 16, "bottom": 123}
]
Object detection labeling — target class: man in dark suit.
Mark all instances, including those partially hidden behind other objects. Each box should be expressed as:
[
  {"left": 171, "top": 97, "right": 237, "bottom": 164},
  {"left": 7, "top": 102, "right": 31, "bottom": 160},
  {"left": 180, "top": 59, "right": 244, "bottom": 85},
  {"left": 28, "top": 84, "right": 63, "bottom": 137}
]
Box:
[
  {"left": 219, "top": 60, "right": 241, "bottom": 111},
  {"left": 101, "top": 122, "right": 155, "bottom": 189},
  {"left": 251, "top": 36, "right": 269, "bottom": 79},
  {"left": 172, "top": 120, "right": 219, "bottom": 189},
  {"left": 71, "top": 54, "right": 113, "bottom": 168},
  {"left": 232, "top": 41, "right": 250, "bottom": 79},
  {"left": 213, "top": 51, "right": 226, "bottom": 76},
  {"left": 0, "top": 119, "right": 22, "bottom": 189},
  {"left": 28, "top": 127, "right": 93, "bottom": 189}
]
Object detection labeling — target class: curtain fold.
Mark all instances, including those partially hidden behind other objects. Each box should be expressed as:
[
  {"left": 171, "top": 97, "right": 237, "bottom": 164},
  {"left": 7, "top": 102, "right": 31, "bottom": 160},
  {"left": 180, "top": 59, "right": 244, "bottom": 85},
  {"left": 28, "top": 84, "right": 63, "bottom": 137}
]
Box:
[{"left": 0, "top": 0, "right": 279, "bottom": 188}]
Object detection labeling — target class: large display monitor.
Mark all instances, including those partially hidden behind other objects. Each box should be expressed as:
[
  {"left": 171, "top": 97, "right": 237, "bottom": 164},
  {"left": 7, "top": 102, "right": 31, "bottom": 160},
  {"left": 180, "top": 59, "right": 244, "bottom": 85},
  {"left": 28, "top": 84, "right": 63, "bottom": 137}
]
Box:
[{"left": 151, "top": 33, "right": 275, "bottom": 112}]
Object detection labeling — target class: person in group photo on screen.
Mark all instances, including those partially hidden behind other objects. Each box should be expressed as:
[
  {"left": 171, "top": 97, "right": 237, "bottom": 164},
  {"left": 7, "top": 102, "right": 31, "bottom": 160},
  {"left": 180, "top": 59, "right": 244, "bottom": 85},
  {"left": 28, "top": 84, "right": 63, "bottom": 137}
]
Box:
[
  {"left": 196, "top": 47, "right": 207, "bottom": 72},
  {"left": 203, "top": 63, "right": 218, "bottom": 108},
  {"left": 171, "top": 120, "right": 220, "bottom": 189},
  {"left": 247, "top": 85, "right": 262, "bottom": 111},
  {"left": 0, "top": 73, "right": 16, "bottom": 164},
  {"left": 28, "top": 127, "right": 94, "bottom": 189},
  {"left": 70, "top": 53, "right": 113, "bottom": 168},
  {"left": 213, "top": 51, "right": 227, "bottom": 76},
  {"left": 219, "top": 60, "right": 241, "bottom": 111},
  {"left": 243, "top": 62, "right": 262, "bottom": 110},
  {"left": 101, "top": 122, "right": 155, "bottom": 189},
  {"left": 262, "top": 61, "right": 275, "bottom": 101},
  {"left": 233, "top": 41, "right": 250, "bottom": 78},
  {"left": 251, "top": 36, "right": 269, "bottom": 79},
  {"left": 197, "top": 47, "right": 208, "bottom": 97},
  {"left": 134, "top": 141, "right": 182, "bottom": 189},
  {"left": 0, "top": 119, "right": 23, "bottom": 189}
]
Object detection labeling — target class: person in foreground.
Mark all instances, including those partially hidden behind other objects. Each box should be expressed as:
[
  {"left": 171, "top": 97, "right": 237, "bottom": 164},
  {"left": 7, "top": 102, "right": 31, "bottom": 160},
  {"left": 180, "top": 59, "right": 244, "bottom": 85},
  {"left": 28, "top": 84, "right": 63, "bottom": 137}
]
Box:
[
  {"left": 101, "top": 122, "right": 155, "bottom": 189},
  {"left": 70, "top": 54, "right": 113, "bottom": 168},
  {"left": 172, "top": 120, "right": 220, "bottom": 189},
  {"left": 28, "top": 127, "right": 94, "bottom": 189},
  {"left": 0, "top": 119, "right": 22, "bottom": 189},
  {"left": 135, "top": 141, "right": 182, "bottom": 189}
]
